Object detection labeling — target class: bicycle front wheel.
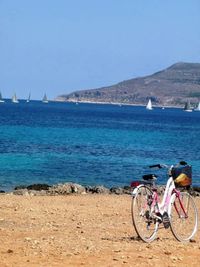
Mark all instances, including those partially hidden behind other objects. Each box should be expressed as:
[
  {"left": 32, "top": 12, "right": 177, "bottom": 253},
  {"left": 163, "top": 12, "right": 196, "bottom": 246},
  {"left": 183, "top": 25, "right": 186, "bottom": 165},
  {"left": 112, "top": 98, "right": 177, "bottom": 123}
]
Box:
[
  {"left": 170, "top": 191, "right": 198, "bottom": 242},
  {"left": 131, "top": 185, "right": 159, "bottom": 242}
]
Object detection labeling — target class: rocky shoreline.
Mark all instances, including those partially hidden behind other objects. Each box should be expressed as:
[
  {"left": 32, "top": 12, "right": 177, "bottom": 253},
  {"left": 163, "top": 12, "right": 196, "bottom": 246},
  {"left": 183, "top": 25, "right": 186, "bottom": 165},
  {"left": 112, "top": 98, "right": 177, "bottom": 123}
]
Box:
[{"left": 1, "top": 182, "right": 199, "bottom": 197}]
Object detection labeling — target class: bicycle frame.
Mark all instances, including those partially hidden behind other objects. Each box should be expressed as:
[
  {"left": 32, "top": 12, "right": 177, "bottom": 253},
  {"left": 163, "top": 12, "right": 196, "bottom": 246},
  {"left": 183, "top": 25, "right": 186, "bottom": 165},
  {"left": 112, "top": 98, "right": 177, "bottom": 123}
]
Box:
[
  {"left": 132, "top": 176, "right": 185, "bottom": 219},
  {"left": 158, "top": 176, "right": 175, "bottom": 216},
  {"left": 131, "top": 162, "right": 198, "bottom": 242}
]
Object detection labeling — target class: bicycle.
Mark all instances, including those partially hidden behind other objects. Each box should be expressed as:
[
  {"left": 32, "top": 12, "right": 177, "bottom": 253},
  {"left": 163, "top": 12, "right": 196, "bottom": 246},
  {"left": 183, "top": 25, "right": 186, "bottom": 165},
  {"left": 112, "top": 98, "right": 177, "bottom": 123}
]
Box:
[{"left": 131, "top": 162, "right": 198, "bottom": 243}]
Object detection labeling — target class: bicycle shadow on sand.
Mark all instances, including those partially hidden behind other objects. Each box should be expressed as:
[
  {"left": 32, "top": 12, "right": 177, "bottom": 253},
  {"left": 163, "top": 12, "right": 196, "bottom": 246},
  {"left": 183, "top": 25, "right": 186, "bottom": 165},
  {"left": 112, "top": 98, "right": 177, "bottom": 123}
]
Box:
[{"left": 101, "top": 235, "right": 173, "bottom": 243}]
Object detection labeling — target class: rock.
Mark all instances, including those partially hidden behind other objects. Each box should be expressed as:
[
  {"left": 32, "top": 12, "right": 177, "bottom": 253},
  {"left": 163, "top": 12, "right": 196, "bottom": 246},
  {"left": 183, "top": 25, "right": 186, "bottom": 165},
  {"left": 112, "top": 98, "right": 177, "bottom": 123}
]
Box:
[
  {"left": 122, "top": 186, "right": 132, "bottom": 194},
  {"left": 48, "top": 183, "right": 73, "bottom": 195},
  {"left": 189, "top": 190, "right": 198, "bottom": 197},
  {"left": 13, "top": 189, "right": 29, "bottom": 195},
  {"left": 192, "top": 186, "right": 200, "bottom": 193},
  {"left": 31, "top": 190, "right": 48, "bottom": 196},
  {"left": 0, "top": 190, "right": 5, "bottom": 193},
  {"left": 13, "top": 182, "right": 155, "bottom": 196},
  {"left": 27, "top": 184, "right": 51, "bottom": 191},
  {"left": 85, "top": 185, "right": 109, "bottom": 194},
  {"left": 71, "top": 183, "right": 86, "bottom": 194},
  {"left": 110, "top": 187, "right": 124, "bottom": 195},
  {"left": 7, "top": 249, "right": 13, "bottom": 253},
  {"left": 13, "top": 188, "right": 48, "bottom": 196},
  {"left": 90, "top": 185, "right": 110, "bottom": 194},
  {"left": 85, "top": 186, "right": 93, "bottom": 193},
  {"left": 14, "top": 185, "right": 27, "bottom": 190}
]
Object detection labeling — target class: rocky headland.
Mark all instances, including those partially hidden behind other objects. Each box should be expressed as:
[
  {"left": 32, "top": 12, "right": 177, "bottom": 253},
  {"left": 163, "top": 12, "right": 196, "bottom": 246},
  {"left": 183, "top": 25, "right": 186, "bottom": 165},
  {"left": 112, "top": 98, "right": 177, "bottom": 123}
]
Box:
[{"left": 56, "top": 62, "right": 200, "bottom": 107}]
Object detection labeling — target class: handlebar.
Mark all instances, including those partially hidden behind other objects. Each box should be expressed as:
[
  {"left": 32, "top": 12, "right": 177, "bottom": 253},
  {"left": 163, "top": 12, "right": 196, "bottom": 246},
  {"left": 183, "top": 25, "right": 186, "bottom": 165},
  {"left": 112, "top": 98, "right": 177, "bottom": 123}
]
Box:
[
  {"left": 149, "top": 164, "right": 170, "bottom": 169},
  {"left": 149, "top": 161, "right": 188, "bottom": 169},
  {"left": 149, "top": 164, "right": 162, "bottom": 169}
]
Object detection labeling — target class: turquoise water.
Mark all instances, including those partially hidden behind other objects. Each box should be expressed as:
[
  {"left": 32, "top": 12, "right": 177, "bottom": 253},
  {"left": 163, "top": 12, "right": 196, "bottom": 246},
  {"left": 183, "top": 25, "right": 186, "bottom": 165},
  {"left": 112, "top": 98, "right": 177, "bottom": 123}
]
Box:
[{"left": 0, "top": 101, "right": 200, "bottom": 191}]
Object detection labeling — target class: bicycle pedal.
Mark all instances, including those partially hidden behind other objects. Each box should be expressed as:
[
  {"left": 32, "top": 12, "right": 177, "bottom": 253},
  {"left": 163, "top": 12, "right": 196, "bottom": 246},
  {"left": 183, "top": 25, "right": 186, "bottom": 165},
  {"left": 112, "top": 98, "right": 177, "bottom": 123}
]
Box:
[
  {"left": 162, "top": 212, "right": 170, "bottom": 229},
  {"left": 155, "top": 212, "right": 162, "bottom": 223}
]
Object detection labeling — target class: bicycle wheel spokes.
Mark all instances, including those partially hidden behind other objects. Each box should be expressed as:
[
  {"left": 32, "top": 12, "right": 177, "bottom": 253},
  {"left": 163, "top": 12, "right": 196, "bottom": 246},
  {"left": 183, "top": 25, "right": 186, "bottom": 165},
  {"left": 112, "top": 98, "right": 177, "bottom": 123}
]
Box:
[
  {"left": 170, "top": 192, "right": 198, "bottom": 242},
  {"left": 131, "top": 185, "right": 158, "bottom": 242}
]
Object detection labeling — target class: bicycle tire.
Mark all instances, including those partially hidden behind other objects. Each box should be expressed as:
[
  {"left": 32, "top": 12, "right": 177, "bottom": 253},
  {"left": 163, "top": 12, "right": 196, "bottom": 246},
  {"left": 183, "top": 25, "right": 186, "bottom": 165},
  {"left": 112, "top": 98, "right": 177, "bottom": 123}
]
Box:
[
  {"left": 131, "top": 185, "right": 159, "bottom": 242},
  {"left": 170, "top": 191, "right": 198, "bottom": 242}
]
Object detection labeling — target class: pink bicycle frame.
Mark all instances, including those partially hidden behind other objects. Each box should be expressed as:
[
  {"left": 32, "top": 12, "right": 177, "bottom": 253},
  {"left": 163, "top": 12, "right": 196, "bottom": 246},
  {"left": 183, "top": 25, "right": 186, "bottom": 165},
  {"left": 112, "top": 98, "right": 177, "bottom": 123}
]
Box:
[{"left": 172, "top": 188, "right": 188, "bottom": 218}]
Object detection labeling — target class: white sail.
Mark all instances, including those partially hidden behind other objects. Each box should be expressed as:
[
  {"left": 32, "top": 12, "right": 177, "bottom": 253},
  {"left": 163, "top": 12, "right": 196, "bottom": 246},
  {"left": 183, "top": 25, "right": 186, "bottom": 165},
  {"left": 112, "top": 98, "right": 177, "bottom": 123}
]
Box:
[
  {"left": 184, "top": 101, "right": 192, "bottom": 112},
  {"left": 26, "top": 93, "right": 31, "bottom": 103},
  {"left": 0, "top": 92, "right": 5, "bottom": 103},
  {"left": 146, "top": 99, "right": 153, "bottom": 110},
  {"left": 42, "top": 93, "right": 48, "bottom": 103},
  {"left": 195, "top": 102, "right": 200, "bottom": 111},
  {"left": 12, "top": 93, "right": 19, "bottom": 103}
]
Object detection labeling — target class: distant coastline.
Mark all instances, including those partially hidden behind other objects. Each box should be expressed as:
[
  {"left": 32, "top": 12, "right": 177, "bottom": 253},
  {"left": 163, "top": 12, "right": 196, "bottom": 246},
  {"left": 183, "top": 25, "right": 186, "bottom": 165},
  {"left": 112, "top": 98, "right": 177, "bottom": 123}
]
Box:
[
  {"left": 55, "top": 98, "right": 183, "bottom": 109},
  {"left": 56, "top": 62, "right": 200, "bottom": 108}
]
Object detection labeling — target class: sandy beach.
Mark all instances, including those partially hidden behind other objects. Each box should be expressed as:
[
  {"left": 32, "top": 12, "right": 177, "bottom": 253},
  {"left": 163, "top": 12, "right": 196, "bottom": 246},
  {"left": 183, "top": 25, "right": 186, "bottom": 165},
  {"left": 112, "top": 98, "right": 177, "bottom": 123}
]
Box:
[{"left": 0, "top": 194, "right": 200, "bottom": 267}]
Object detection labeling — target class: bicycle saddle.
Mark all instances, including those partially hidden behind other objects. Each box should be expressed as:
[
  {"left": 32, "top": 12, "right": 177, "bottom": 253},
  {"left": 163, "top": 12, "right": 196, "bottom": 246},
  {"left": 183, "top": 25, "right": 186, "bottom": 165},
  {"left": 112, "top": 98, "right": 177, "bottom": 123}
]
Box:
[{"left": 143, "top": 174, "right": 157, "bottom": 180}]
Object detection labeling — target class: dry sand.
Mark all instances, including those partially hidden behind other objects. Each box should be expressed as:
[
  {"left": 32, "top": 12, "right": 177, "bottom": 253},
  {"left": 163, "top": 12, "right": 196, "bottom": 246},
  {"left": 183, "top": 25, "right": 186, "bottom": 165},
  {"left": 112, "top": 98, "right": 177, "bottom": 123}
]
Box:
[{"left": 0, "top": 194, "right": 200, "bottom": 267}]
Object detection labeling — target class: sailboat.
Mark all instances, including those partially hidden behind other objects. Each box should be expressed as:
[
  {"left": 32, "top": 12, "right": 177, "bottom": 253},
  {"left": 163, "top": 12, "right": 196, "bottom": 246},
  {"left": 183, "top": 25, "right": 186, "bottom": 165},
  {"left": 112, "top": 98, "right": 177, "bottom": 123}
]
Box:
[
  {"left": 12, "top": 93, "right": 19, "bottom": 103},
  {"left": 194, "top": 102, "right": 200, "bottom": 111},
  {"left": 42, "top": 93, "right": 48, "bottom": 103},
  {"left": 184, "top": 101, "right": 192, "bottom": 112},
  {"left": 26, "top": 93, "right": 31, "bottom": 103},
  {"left": 146, "top": 99, "right": 153, "bottom": 110},
  {"left": 0, "top": 92, "right": 5, "bottom": 103}
]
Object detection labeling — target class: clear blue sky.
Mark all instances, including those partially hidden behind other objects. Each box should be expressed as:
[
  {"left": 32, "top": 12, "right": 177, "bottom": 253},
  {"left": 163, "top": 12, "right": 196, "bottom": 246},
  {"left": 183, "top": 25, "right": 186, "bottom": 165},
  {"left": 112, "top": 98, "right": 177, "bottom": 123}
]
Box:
[{"left": 0, "top": 0, "right": 200, "bottom": 100}]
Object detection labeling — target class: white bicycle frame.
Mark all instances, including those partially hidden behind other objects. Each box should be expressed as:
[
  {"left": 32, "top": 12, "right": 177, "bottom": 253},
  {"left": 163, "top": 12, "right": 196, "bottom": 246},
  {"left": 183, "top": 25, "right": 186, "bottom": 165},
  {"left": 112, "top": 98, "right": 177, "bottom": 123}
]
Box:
[
  {"left": 132, "top": 176, "right": 177, "bottom": 218},
  {"left": 132, "top": 164, "right": 198, "bottom": 242},
  {"left": 158, "top": 176, "right": 176, "bottom": 217}
]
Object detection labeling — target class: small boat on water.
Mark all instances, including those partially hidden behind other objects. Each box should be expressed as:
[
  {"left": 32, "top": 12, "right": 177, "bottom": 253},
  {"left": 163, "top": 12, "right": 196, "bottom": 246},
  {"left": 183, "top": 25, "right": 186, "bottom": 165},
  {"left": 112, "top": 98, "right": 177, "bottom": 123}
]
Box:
[
  {"left": 194, "top": 102, "right": 200, "bottom": 111},
  {"left": 0, "top": 92, "right": 5, "bottom": 103},
  {"left": 146, "top": 99, "right": 153, "bottom": 110},
  {"left": 42, "top": 93, "right": 48, "bottom": 103},
  {"left": 184, "top": 101, "right": 192, "bottom": 112},
  {"left": 12, "top": 93, "right": 19, "bottom": 103},
  {"left": 26, "top": 92, "right": 31, "bottom": 103}
]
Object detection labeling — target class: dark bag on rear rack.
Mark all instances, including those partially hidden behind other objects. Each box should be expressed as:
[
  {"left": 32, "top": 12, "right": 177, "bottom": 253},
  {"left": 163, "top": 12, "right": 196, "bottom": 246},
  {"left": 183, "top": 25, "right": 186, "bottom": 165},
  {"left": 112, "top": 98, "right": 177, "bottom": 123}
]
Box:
[{"left": 171, "top": 164, "right": 192, "bottom": 187}]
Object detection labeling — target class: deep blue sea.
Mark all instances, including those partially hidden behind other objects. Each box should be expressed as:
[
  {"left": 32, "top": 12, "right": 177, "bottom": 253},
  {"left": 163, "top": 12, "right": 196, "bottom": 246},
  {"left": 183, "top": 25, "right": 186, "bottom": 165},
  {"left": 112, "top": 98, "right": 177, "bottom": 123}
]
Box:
[{"left": 0, "top": 101, "right": 200, "bottom": 191}]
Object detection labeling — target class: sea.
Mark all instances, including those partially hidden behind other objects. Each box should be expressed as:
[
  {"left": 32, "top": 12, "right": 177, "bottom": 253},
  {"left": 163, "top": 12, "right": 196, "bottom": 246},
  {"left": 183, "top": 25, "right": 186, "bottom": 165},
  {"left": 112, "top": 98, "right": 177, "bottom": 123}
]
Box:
[{"left": 0, "top": 101, "right": 200, "bottom": 191}]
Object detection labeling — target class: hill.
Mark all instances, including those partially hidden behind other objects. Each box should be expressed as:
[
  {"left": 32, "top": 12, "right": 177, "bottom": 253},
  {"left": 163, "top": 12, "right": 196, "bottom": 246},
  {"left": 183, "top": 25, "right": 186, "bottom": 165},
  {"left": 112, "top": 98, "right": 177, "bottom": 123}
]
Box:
[{"left": 56, "top": 62, "right": 200, "bottom": 107}]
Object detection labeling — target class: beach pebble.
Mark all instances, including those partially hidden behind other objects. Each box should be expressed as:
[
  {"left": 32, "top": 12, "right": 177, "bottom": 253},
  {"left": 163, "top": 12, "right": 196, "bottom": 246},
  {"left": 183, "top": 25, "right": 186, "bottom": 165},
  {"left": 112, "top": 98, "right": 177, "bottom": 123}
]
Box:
[
  {"left": 25, "top": 237, "right": 32, "bottom": 242},
  {"left": 164, "top": 251, "right": 172, "bottom": 255}
]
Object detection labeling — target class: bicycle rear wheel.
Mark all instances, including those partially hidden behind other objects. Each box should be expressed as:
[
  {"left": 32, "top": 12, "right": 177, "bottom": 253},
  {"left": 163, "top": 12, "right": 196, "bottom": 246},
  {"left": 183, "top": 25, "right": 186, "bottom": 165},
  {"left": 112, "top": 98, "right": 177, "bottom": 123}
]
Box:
[
  {"left": 170, "top": 191, "right": 198, "bottom": 242},
  {"left": 131, "top": 185, "right": 159, "bottom": 242}
]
